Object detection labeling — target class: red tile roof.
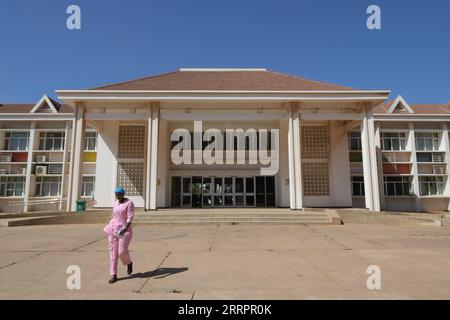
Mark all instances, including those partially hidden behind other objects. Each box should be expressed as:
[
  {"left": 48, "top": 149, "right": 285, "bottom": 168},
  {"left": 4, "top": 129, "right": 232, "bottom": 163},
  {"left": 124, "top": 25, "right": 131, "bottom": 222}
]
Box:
[
  {"left": 373, "top": 100, "right": 450, "bottom": 115},
  {"left": 91, "top": 69, "right": 356, "bottom": 91},
  {"left": 0, "top": 103, "right": 73, "bottom": 114}
]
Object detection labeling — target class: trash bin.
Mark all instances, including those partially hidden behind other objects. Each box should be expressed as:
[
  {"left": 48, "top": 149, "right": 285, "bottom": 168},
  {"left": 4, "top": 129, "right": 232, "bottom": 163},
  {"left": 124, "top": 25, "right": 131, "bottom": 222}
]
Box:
[{"left": 76, "top": 200, "right": 87, "bottom": 212}]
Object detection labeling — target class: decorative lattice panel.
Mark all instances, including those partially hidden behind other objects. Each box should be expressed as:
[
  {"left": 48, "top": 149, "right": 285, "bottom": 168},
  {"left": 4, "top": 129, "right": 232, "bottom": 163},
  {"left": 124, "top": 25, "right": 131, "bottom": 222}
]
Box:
[
  {"left": 302, "top": 163, "right": 330, "bottom": 196},
  {"left": 116, "top": 162, "right": 145, "bottom": 196},
  {"left": 301, "top": 126, "right": 329, "bottom": 159},
  {"left": 118, "top": 126, "right": 146, "bottom": 159},
  {"left": 116, "top": 126, "right": 146, "bottom": 197},
  {"left": 301, "top": 125, "right": 330, "bottom": 198}
]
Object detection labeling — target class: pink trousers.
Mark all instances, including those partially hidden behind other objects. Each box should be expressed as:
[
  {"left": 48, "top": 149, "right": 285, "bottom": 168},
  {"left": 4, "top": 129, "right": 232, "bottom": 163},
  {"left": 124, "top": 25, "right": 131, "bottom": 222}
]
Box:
[{"left": 108, "top": 229, "right": 133, "bottom": 276}]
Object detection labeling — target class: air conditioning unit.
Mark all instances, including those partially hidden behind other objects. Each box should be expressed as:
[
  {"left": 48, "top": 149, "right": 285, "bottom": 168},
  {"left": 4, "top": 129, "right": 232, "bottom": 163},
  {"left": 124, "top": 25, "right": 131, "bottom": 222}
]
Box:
[
  {"left": 0, "top": 155, "right": 12, "bottom": 163},
  {"left": 36, "top": 155, "right": 47, "bottom": 163},
  {"left": 35, "top": 166, "right": 47, "bottom": 176},
  {"left": 0, "top": 168, "right": 8, "bottom": 175}
]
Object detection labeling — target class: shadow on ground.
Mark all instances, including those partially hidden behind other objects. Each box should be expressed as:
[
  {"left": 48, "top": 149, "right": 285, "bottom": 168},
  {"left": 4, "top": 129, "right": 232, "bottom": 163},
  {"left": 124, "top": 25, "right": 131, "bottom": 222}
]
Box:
[{"left": 118, "top": 267, "right": 189, "bottom": 282}]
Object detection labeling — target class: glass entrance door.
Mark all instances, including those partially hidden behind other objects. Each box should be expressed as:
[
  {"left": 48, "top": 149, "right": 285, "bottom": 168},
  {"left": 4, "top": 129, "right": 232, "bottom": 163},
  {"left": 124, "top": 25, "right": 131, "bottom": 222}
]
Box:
[{"left": 172, "top": 176, "right": 275, "bottom": 208}]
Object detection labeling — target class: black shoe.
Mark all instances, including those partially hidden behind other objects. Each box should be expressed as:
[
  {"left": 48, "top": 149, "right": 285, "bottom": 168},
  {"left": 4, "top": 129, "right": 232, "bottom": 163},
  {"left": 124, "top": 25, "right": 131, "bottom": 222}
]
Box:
[
  {"left": 108, "top": 275, "right": 118, "bottom": 284},
  {"left": 127, "top": 263, "right": 133, "bottom": 275}
]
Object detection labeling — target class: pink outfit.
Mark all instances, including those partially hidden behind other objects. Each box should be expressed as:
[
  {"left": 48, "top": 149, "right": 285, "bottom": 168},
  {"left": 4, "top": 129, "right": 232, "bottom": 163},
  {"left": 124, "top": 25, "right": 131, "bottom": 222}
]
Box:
[{"left": 104, "top": 198, "right": 135, "bottom": 276}]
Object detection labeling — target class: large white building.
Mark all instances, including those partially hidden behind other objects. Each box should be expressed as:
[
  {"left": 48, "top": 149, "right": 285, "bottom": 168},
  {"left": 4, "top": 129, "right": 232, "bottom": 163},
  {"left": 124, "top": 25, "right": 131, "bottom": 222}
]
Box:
[{"left": 0, "top": 69, "right": 449, "bottom": 213}]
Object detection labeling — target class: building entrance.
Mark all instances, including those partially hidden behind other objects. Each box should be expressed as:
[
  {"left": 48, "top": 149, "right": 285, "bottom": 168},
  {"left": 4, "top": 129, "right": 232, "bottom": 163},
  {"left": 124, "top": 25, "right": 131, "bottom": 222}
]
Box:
[{"left": 171, "top": 176, "right": 276, "bottom": 208}]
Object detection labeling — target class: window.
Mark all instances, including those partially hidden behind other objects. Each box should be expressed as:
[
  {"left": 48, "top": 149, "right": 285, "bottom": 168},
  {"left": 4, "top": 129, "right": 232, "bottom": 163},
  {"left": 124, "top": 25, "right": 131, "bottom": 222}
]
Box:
[
  {"left": 38, "top": 132, "right": 65, "bottom": 151},
  {"left": 0, "top": 177, "right": 25, "bottom": 197},
  {"left": 348, "top": 132, "right": 362, "bottom": 151},
  {"left": 35, "top": 177, "right": 61, "bottom": 197},
  {"left": 84, "top": 132, "right": 97, "bottom": 151},
  {"left": 81, "top": 176, "right": 95, "bottom": 198},
  {"left": 415, "top": 132, "right": 439, "bottom": 151},
  {"left": 419, "top": 176, "right": 445, "bottom": 196},
  {"left": 384, "top": 176, "right": 413, "bottom": 196},
  {"left": 351, "top": 176, "right": 365, "bottom": 196},
  {"left": 4, "top": 132, "right": 29, "bottom": 151},
  {"left": 381, "top": 132, "right": 406, "bottom": 151}
]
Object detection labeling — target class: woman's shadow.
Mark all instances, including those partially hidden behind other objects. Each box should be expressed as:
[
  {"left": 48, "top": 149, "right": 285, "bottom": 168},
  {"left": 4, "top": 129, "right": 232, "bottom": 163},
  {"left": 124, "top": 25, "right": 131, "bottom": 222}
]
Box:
[{"left": 117, "top": 267, "right": 189, "bottom": 282}]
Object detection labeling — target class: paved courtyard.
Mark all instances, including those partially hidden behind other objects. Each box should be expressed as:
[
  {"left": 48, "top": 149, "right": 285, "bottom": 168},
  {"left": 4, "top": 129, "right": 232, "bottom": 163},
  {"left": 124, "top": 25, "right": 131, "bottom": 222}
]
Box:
[{"left": 0, "top": 220, "right": 449, "bottom": 299}]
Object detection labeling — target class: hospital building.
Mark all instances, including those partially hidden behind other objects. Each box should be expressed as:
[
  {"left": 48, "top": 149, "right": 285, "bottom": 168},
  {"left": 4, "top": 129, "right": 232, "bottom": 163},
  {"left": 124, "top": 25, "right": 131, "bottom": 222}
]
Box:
[{"left": 0, "top": 68, "right": 449, "bottom": 213}]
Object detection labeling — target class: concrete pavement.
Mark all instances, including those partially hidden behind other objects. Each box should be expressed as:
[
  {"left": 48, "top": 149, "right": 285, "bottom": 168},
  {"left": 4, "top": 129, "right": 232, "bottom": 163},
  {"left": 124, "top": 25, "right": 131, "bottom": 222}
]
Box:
[{"left": 0, "top": 222, "right": 449, "bottom": 299}]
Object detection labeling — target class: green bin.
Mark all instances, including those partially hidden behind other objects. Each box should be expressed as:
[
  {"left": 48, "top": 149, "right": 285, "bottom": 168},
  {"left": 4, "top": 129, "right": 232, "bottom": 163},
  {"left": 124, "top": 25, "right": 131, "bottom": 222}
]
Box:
[{"left": 76, "top": 200, "right": 87, "bottom": 212}]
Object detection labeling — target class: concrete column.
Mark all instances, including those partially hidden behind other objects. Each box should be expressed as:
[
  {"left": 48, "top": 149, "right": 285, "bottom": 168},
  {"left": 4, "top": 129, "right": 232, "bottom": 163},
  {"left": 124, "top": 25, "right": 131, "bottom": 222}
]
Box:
[
  {"left": 69, "top": 103, "right": 86, "bottom": 211},
  {"left": 145, "top": 105, "right": 153, "bottom": 211},
  {"left": 409, "top": 123, "right": 421, "bottom": 212},
  {"left": 361, "top": 105, "right": 380, "bottom": 212},
  {"left": 66, "top": 120, "right": 76, "bottom": 211},
  {"left": 149, "top": 102, "right": 160, "bottom": 210},
  {"left": 367, "top": 112, "right": 381, "bottom": 212},
  {"left": 292, "top": 104, "right": 303, "bottom": 210},
  {"left": 287, "top": 107, "right": 296, "bottom": 209},
  {"left": 23, "top": 122, "right": 36, "bottom": 213},
  {"left": 59, "top": 121, "right": 71, "bottom": 211},
  {"left": 288, "top": 103, "right": 303, "bottom": 210},
  {"left": 374, "top": 122, "right": 386, "bottom": 210},
  {"left": 441, "top": 123, "right": 450, "bottom": 211}
]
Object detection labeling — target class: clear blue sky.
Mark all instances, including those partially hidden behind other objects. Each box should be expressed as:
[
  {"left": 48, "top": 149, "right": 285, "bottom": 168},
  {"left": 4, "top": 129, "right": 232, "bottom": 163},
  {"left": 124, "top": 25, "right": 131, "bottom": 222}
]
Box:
[{"left": 0, "top": 0, "right": 449, "bottom": 104}]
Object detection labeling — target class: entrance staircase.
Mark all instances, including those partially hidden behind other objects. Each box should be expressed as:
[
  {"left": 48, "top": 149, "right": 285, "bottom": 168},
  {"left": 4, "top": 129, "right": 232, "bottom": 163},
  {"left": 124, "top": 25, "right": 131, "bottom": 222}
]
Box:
[{"left": 133, "top": 208, "right": 340, "bottom": 225}]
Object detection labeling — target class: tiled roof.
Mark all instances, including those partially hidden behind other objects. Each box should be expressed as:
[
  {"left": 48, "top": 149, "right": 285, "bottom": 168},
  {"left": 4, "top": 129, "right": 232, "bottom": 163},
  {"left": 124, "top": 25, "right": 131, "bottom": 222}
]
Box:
[
  {"left": 0, "top": 103, "right": 73, "bottom": 114},
  {"left": 91, "top": 69, "right": 356, "bottom": 91},
  {"left": 374, "top": 99, "right": 450, "bottom": 115}
]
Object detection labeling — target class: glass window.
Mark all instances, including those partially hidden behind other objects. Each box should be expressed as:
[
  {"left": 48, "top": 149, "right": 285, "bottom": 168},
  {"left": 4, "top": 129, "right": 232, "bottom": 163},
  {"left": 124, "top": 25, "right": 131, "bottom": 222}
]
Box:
[
  {"left": 35, "top": 177, "right": 61, "bottom": 197},
  {"left": 81, "top": 176, "right": 95, "bottom": 197},
  {"left": 348, "top": 132, "right": 362, "bottom": 151},
  {"left": 84, "top": 132, "right": 98, "bottom": 151},
  {"left": 38, "top": 132, "right": 65, "bottom": 151},
  {"left": 5, "top": 132, "right": 29, "bottom": 151},
  {"left": 384, "top": 176, "right": 413, "bottom": 196},
  {"left": 381, "top": 132, "right": 406, "bottom": 151},
  {"left": 0, "top": 177, "right": 25, "bottom": 197},
  {"left": 416, "top": 132, "right": 439, "bottom": 151},
  {"left": 351, "top": 176, "right": 365, "bottom": 196},
  {"left": 419, "top": 176, "right": 445, "bottom": 196}
]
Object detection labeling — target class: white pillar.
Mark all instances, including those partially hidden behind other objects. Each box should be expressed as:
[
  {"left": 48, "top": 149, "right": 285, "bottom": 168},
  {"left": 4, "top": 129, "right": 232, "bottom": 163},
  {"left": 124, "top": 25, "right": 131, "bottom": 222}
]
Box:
[
  {"left": 361, "top": 105, "right": 380, "bottom": 212},
  {"left": 148, "top": 102, "right": 159, "bottom": 210},
  {"left": 292, "top": 104, "right": 303, "bottom": 210},
  {"left": 368, "top": 113, "right": 381, "bottom": 212},
  {"left": 23, "top": 122, "right": 36, "bottom": 213},
  {"left": 66, "top": 119, "right": 76, "bottom": 211},
  {"left": 59, "top": 121, "right": 71, "bottom": 211},
  {"left": 287, "top": 107, "right": 296, "bottom": 210},
  {"left": 288, "top": 103, "right": 302, "bottom": 210},
  {"left": 441, "top": 123, "right": 450, "bottom": 211},
  {"left": 374, "top": 122, "right": 385, "bottom": 210},
  {"left": 409, "top": 123, "right": 421, "bottom": 212},
  {"left": 69, "top": 103, "right": 86, "bottom": 211},
  {"left": 145, "top": 105, "right": 153, "bottom": 211}
]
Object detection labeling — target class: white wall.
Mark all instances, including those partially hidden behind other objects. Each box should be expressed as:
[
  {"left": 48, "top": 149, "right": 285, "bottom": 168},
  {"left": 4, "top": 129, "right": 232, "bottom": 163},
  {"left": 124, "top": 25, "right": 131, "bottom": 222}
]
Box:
[
  {"left": 329, "top": 121, "right": 353, "bottom": 207},
  {"left": 94, "top": 121, "right": 119, "bottom": 208}
]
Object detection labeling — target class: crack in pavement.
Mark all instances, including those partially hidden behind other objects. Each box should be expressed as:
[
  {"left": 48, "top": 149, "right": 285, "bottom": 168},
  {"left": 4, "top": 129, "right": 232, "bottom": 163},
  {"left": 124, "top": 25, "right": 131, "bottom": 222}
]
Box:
[
  {"left": 70, "top": 236, "right": 107, "bottom": 252},
  {"left": 209, "top": 225, "right": 220, "bottom": 251},
  {"left": 305, "top": 225, "right": 352, "bottom": 250},
  {"left": 0, "top": 251, "right": 46, "bottom": 271},
  {"left": 133, "top": 251, "right": 172, "bottom": 294}
]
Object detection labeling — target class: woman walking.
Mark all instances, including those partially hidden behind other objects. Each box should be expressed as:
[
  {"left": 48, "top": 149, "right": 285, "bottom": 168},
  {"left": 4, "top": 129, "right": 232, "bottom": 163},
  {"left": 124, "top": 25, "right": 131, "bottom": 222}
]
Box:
[{"left": 103, "top": 187, "right": 135, "bottom": 284}]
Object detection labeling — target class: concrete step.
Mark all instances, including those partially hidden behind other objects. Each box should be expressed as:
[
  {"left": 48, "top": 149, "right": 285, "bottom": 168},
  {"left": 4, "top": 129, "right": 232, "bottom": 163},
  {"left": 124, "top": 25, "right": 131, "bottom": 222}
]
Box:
[{"left": 134, "top": 220, "right": 332, "bottom": 226}]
